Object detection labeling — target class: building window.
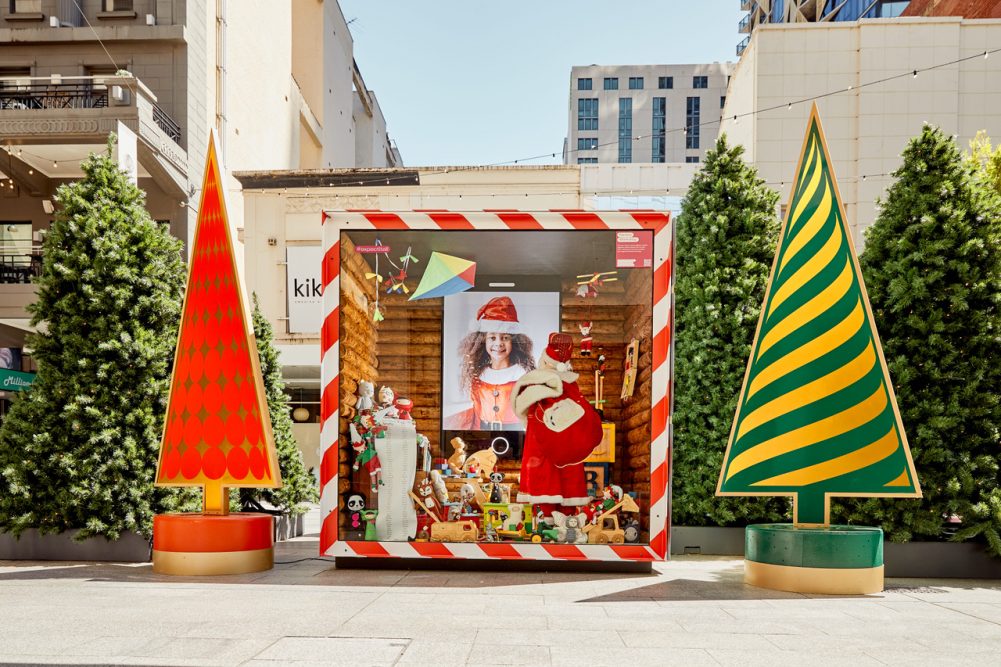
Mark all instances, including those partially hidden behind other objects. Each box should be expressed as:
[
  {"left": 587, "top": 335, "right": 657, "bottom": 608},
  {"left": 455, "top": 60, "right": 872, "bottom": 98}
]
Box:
[
  {"left": 0, "top": 67, "right": 31, "bottom": 91},
  {"left": 577, "top": 137, "right": 598, "bottom": 151},
  {"left": 693, "top": 75, "right": 708, "bottom": 89},
  {"left": 652, "top": 97, "right": 666, "bottom": 163},
  {"left": 628, "top": 77, "right": 644, "bottom": 90},
  {"left": 686, "top": 156, "right": 700, "bottom": 163},
  {"left": 578, "top": 98, "right": 598, "bottom": 131},
  {"left": 102, "top": 0, "right": 134, "bottom": 10},
  {"left": 577, "top": 157, "right": 598, "bottom": 164},
  {"left": 618, "top": 98, "right": 632, "bottom": 164},
  {"left": 10, "top": 0, "right": 41, "bottom": 12},
  {"left": 603, "top": 77, "right": 618, "bottom": 91},
  {"left": 658, "top": 76, "right": 673, "bottom": 89},
  {"left": 686, "top": 96, "right": 700, "bottom": 150},
  {"left": 720, "top": 96, "right": 726, "bottom": 108},
  {"left": 577, "top": 77, "right": 592, "bottom": 91}
]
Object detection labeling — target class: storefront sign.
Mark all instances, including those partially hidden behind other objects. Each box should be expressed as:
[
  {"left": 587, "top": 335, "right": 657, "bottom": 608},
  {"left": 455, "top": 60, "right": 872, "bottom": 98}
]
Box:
[
  {"left": 286, "top": 245, "right": 323, "bottom": 333},
  {"left": 0, "top": 368, "right": 34, "bottom": 392},
  {"left": 615, "top": 231, "right": 653, "bottom": 268}
]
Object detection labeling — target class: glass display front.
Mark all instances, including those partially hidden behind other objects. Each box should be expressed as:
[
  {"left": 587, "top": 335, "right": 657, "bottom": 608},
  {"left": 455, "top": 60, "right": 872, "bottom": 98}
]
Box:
[{"left": 337, "top": 228, "right": 655, "bottom": 547}]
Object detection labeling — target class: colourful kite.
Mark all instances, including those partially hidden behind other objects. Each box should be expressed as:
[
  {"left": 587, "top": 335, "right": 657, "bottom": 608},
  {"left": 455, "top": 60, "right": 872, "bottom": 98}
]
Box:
[
  {"left": 156, "top": 132, "right": 281, "bottom": 514},
  {"left": 717, "top": 104, "right": 920, "bottom": 525},
  {"left": 408, "top": 252, "right": 477, "bottom": 301}
]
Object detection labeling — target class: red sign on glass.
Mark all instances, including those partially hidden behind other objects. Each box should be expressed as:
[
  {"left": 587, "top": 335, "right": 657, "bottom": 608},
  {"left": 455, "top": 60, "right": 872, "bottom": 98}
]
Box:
[{"left": 615, "top": 231, "right": 653, "bottom": 268}]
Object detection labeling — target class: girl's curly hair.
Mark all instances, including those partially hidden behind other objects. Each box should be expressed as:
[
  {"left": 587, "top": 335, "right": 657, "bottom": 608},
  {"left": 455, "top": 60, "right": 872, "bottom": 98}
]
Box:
[{"left": 457, "top": 332, "right": 536, "bottom": 392}]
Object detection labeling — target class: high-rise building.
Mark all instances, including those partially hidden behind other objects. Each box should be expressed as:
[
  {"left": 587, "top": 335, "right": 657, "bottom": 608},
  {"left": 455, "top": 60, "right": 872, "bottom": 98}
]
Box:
[
  {"left": 566, "top": 63, "right": 733, "bottom": 166},
  {"left": 738, "top": 1, "right": 913, "bottom": 54}
]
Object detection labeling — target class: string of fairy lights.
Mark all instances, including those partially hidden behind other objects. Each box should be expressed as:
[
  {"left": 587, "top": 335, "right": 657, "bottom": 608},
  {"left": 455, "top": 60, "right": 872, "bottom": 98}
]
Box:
[
  {"left": 250, "top": 45, "right": 999, "bottom": 196},
  {"left": 2, "top": 45, "right": 997, "bottom": 197}
]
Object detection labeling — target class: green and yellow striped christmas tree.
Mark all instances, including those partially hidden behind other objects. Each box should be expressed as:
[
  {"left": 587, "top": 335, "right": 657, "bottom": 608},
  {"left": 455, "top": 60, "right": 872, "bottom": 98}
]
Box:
[{"left": 717, "top": 104, "right": 920, "bottom": 526}]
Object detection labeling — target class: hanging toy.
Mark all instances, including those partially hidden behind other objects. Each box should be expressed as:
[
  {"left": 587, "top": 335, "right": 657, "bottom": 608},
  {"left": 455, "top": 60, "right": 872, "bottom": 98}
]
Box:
[
  {"left": 593, "top": 353, "right": 607, "bottom": 419},
  {"left": 385, "top": 245, "right": 419, "bottom": 295},
  {"left": 366, "top": 237, "right": 386, "bottom": 322},
  {"left": 579, "top": 321, "right": 594, "bottom": 357},
  {"left": 575, "top": 271, "right": 618, "bottom": 296}
]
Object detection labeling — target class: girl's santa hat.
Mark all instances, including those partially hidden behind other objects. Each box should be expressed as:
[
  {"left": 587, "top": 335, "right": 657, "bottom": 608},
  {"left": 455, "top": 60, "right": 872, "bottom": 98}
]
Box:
[{"left": 472, "top": 296, "right": 520, "bottom": 334}]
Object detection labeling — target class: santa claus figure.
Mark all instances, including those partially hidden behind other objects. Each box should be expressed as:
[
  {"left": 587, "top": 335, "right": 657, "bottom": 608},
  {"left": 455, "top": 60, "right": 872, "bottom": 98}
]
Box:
[{"left": 513, "top": 333, "right": 603, "bottom": 516}]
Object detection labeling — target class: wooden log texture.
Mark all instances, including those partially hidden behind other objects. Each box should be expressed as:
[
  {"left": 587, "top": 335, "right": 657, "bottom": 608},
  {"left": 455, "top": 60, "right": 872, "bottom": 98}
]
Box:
[{"left": 376, "top": 330, "right": 441, "bottom": 345}]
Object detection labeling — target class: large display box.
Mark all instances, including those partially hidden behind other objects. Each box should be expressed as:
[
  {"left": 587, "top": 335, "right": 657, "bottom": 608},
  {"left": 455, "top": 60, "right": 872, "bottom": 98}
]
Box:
[{"left": 319, "top": 210, "right": 674, "bottom": 562}]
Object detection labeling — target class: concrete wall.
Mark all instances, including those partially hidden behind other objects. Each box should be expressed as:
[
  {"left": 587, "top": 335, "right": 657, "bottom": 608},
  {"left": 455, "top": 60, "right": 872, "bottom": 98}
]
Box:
[
  {"left": 721, "top": 17, "right": 1001, "bottom": 249},
  {"left": 323, "top": 0, "right": 354, "bottom": 168}
]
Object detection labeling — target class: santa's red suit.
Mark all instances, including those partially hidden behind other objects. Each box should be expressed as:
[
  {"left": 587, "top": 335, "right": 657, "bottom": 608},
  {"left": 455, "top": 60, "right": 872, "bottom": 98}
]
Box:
[{"left": 513, "top": 335, "right": 603, "bottom": 512}]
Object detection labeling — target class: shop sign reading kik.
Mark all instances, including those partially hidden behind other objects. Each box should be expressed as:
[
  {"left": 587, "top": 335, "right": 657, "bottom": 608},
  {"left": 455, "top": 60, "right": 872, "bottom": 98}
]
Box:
[
  {"left": 286, "top": 245, "right": 323, "bottom": 334},
  {"left": 0, "top": 368, "right": 34, "bottom": 392}
]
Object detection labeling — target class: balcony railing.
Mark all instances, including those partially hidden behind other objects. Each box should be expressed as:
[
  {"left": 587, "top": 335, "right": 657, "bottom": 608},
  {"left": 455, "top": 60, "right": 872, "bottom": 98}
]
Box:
[
  {"left": 152, "top": 102, "right": 180, "bottom": 143},
  {"left": 737, "top": 36, "right": 750, "bottom": 56},
  {"left": 738, "top": 14, "right": 751, "bottom": 33},
  {"left": 740, "top": 0, "right": 754, "bottom": 10},
  {"left": 0, "top": 245, "right": 42, "bottom": 285},
  {"left": 0, "top": 83, "right": 108, "bottom": 111}
]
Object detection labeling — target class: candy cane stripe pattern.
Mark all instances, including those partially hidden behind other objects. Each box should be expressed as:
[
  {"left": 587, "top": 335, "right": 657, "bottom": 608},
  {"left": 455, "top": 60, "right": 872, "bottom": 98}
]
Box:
[{"left": 321, "top": 210, "right": 674, "bottom": 561}]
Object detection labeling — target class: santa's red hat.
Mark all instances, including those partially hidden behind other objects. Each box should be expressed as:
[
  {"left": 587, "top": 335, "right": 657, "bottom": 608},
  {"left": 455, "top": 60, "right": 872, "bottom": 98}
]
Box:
[
  {"left": 473, "top": 296, "right": 520, "bottom": 334},
  {"left": 540, "top": 333, "right": 574, "bottom": 373}
]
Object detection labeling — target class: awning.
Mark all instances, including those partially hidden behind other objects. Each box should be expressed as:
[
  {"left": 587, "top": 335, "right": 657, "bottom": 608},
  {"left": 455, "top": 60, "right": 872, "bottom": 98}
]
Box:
[{"left": 0, "top": 319, "right": 34, "bottom": 348}]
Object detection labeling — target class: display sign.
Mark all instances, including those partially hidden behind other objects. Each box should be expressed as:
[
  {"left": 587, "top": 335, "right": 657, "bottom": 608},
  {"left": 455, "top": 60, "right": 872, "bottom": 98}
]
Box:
[
  {"left": 0, "top": 368, "right": 34, "bottom": 392},
  {"left": 615, "top": 231, "right": 653, "bottom": 268},
  {"left": 286, "top": 246, "right": 323, "bottom": 334},
  {"left": 717, "top": 104, "right": 920, "bottom": 525}
]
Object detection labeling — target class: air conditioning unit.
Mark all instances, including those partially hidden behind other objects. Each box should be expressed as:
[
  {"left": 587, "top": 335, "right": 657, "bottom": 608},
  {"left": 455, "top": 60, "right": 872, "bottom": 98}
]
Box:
[
  {"left": 110, "top": 85, "right": 130, "bottom": 104},
  {"left": 145, "top": 13, "right": 156, "bottom": 26},
  {"left": 49, "top": 15, "right": 59, "bottom": 27}
]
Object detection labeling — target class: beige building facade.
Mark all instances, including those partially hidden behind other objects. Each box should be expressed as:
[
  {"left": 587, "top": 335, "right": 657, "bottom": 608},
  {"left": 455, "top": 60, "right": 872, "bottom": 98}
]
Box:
[
  {"left": 567, "top": 63, "right": 733, "bottom": 166},
  {"left": 721, "top": 16, "right": 1001, "bottom": 249},
  {"left": 0, "top": 0, "right": 399, "bottom": 346}
]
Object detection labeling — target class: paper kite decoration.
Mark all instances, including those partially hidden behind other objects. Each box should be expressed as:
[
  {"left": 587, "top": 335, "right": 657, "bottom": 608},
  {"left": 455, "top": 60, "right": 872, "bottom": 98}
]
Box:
[
  {"left": 156, "top": 131, "right": 281, "bottom": 514},
  {"left": 717, "top": 104, "right": 920, "bottom": 525},
  {"left": 408, "top": 251, "right": 477, "bottom": 301}
]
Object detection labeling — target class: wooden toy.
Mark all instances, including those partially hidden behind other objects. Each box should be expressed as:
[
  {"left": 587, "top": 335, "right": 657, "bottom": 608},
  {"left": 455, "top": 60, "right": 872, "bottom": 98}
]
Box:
[
  {"left": 463, "top": 448, "right": 498, "bottom": 481},
  {"left": 447, "top": 436, "right": 467, "bottom": 475},
  {"left": 583, "top": 494, "right": 639, "bottom": 545},
  {"left": 620, "top": 338, "right": 639, "bottom": 400},
  {"left": 430, "top": 520, "right": 479, "bottom": 543}
]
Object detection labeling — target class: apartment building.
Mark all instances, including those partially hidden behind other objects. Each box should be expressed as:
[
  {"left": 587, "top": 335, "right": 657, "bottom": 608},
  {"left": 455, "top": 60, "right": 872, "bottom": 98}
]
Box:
[
  {"left": 566, "top": 63, "right": 733, "bottom": 166},
  {"left": 0, "top": 0, "right": 399, "bottom": 383}
]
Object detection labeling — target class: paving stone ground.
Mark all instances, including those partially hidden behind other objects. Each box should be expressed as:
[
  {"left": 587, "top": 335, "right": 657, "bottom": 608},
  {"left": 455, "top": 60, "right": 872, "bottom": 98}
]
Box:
[{"left": 2, "top": 510, "right": 1001, "bottom": 666}]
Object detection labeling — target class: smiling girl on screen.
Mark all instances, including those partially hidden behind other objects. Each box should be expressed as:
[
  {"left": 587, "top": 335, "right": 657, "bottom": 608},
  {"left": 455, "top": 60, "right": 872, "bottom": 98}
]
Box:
[{"left": 444, "top": 296, "right": 536, "bottom": 431}]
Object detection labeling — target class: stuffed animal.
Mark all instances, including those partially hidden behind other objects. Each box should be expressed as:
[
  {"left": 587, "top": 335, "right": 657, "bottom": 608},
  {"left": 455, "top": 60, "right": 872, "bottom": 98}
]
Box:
[
  {"left": 394, "top": 397, "right": 413, "bottom": 420},
  {"left": 356, "top": 380, "right": 375, "bottom": 412},
  {"left": 378, "top": 385, "right": 395, "bottom": 409},
  {"left": 346, "top": 493, "right": 366, "bottom": 531},
  {"left": 488, "top": 471, "right": 505, "bottom": 503},
  {"left": 552, "top": 511, "right": 589, "bottom": 544}
]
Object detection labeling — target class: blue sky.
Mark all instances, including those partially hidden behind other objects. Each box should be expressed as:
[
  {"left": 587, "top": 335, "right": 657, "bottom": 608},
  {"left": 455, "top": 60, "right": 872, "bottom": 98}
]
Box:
[{"left": 341, "top": 1, "right": 745, "bottom": 166}]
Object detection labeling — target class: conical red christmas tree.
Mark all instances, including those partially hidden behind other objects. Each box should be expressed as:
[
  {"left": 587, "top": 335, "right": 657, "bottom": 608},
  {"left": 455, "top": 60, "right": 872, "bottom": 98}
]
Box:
[{"left": 156, "top": 132, "right": 281, "bottom": 513}]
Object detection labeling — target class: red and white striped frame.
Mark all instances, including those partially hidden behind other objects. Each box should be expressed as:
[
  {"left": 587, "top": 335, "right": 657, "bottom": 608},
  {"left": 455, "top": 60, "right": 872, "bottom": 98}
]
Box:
[{"left": 319, "top": 210, "right": 674, "bottom": 562}]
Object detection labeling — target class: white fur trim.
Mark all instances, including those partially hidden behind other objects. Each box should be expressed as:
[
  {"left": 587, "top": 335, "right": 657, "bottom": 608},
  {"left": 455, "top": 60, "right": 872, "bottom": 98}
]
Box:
[
  {"left": 479, "top": 365, "right": 524, "bottom": 385},
  {"left": 471, "top": 319, "right": 521, "bottom": 334},
  {"left": 516, "top": 493, "right": 592, "bottom": 506},
  {"left": 538, "top": 351, "right": 578, "bottom": 382},
  {"left": 512, "top": 369, "right": 563, "bottom": 420}
]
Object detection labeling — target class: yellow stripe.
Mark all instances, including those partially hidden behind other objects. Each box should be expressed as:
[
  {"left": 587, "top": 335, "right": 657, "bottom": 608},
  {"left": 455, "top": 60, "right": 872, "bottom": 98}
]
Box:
[
  {"left": 747, "top": 298, "right": 864, "bottom": 401},
  {"left": 778, "top": 179, "right": 832, "bottom": 276},
  {"left": 757, "top": 257, "right": 853, "bottom": 361},
  {"left": 788, "top": 141, "right": 821, "bottom": 228},
  {"left": 735, "top": 342, "right": 876, "bottom": 442},
  {"left": 751, "top": 426, "right": 898, "bottom": 487},
  {"left": 726, "top": 385, "right": 887, "bottom": 480},
  {"left": 885, "top": 470, "right": 911, "bottom": 487},
  {"left": 767, "top": 223, "right": 843, "bottom": 318}
]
